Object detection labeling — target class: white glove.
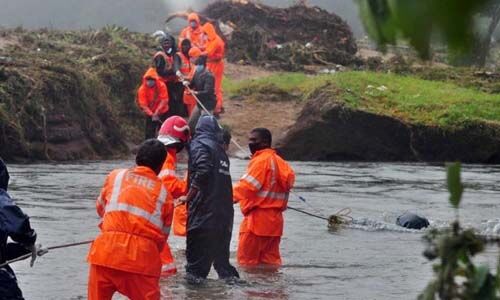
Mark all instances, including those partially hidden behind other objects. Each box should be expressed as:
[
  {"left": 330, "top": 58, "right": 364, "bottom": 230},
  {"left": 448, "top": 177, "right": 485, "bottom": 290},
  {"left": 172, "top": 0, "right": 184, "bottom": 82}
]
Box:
[
  {"left": 30, "top": 244, "right": 48, "bottom": 267},
  {"left": 182, "top": 80, "right": 190, "bottom": 87},
  {"left": 176, "top": 71, "right": 184, "bottom": 80}
]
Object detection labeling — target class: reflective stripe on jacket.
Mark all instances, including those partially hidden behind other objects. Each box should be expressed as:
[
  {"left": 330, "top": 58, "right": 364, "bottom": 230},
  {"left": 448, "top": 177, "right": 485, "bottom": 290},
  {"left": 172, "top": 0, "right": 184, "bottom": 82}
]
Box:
[
  {"left": 159, "top": 149, "right": 188, "bottom": 236},
  {"left": 87, "top": 166, "right": 173, "bottom": 277},
  {"left": 234, "top": 149, "right": 295, "bottom": 237}
]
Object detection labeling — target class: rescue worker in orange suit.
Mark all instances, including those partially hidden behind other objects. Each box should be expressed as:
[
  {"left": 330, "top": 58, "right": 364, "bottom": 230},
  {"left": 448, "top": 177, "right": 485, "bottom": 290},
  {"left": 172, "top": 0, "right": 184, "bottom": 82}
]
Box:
[
  {"left": 183, "top": 47, "right": 203, "bottom": 117},
  {"left": 179, "top": 13, "right": 206, "bottom": 50},
  {"left": 182, "top": 116, "right": 239, "bottom": 284},
  {"left": 233, "top": 128, "right": 295, "bottom": 266},
  {"left": 176, "top": 40, "right": 196, "bottom": 117},
  {"left": 154, "top": 33, "right": 188, "bottom": 117},
  {"left": 137, "top": 68, "right": 169, "bottom": 139},
  {"left": 202, "top": 23, "right": 226, "bottom": 115},
  {"left": 155, "top": 116, "right": 191, "bottom": 275},
  {"left": 87, "top": 139, "right": 172, "bottom": 300}
]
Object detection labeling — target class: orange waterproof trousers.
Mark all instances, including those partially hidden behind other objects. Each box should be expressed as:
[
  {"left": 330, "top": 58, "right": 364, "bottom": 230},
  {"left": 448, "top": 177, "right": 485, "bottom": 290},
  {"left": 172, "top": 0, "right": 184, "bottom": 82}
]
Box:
[
  {"left": 207, "top": 60, "right": 224, "bottom": 114},
  {"left": 160, "top": 244, "right": 177, "bottom": 276},
  {"left": 183, "top": 91, "right": 197, "bottom": 117},
  {"left": 88, "top": 264, "right": 160, "bottom": 300},
  {"left": 237, "top": 232, "right": 282, "bottom": 266}
]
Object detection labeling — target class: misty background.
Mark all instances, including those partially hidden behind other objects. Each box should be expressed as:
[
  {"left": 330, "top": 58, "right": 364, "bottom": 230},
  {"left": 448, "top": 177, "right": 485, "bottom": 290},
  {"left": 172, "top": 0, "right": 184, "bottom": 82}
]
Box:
[{"left": 0, "top": 0, "right": 366, "bottom": 37}]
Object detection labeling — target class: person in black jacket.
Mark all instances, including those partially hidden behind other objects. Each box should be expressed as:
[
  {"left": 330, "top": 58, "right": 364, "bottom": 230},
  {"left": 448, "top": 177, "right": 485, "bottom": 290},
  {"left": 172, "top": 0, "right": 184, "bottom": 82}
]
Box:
[
  {"left": 182, "top": 116, "right": 239, "bottom": 284},
  {"left": 185, "top": 55, "right": 217, "bottom": 132},
  {"left": 154, "top": 32, "right": 188, "bottom": 118},
  {"left": 0, "top": 159, "right": 37, "bottom": 300}
]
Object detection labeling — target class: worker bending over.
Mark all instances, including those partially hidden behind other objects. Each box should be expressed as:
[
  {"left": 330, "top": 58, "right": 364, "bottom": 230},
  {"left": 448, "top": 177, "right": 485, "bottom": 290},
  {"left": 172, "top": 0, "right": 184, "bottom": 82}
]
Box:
[
  {"left": 136, "top": 68, "right": 169, "bottom": 139},
  {"left": 234, "top": 128, "right": 295, "bottom": 266},
  {"left": 0, "top": 159, "right": 39, "bottom": 300},
  {"left": 87, "top": 140, "right": 172, "bottom": 300},
  {"left": 156, "top": 116, "right": 191, "bottom": 275},
  {"left": 202, "top": 23, "right": 226, "bottom": 116},
  {"left": 183, "top": 116, "right": 239, "bottom": 284}
]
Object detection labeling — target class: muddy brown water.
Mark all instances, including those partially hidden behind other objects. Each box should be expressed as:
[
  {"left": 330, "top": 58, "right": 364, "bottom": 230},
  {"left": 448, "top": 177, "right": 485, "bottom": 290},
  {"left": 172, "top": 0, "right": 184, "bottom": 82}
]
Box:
[{"left": 7, "top": 160, "right": 500, "bottom": 299}]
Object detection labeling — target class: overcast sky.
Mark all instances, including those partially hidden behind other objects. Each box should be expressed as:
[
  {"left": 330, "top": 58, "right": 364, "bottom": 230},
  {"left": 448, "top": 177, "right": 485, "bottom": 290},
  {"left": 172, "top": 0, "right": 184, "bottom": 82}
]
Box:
[{"left": 0, "top": 0, "right": 365, "bottom": 36}]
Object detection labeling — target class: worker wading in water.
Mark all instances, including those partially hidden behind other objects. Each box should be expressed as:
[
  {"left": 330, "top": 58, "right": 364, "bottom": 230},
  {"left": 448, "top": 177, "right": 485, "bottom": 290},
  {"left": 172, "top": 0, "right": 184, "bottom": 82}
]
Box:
[
  {"left": 180, "top": 116, "right": 239, "bottom": 284},
  {"left": 0, "top": 159, "right": 41, "bottom": 300},
  {"left": 154, "top": 33, "right": 188, "bottom": 117},
  {"left": 234, "top": 128, "right": 295, "bottom": 266},
  {"left": 87, "top": 140, "right": 172, "bottom": 300},
  {"left": 137, "top": 68, "right": 169, "bottom": 139},
  {"left": 202, "top": 23, "right": 226, "bottom": 116},
  {"left": 156, "top": 116, "right": 191, "bottom": 275},
  {"left": 179, "top": 13, "right": 206, "bottom": 50},
  {"left": 184, "top": 55, "right": 217, "bottom": 133}
]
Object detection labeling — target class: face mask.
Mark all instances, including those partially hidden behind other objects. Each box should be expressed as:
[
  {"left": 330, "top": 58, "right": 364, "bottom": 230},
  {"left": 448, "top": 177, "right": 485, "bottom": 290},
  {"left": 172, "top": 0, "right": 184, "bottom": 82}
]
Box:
[
  {"left": 166, "top": 47, "right": 173, "bottom": 54},
  {"left": 175, "top": 142, "right": 185, "bottom": 153},
  {"left": 195, "top": 65, "right": 204, "bottom": 73},
  {"left": 248, "top": 142, "right": 263, "bottom": 155},
  {"left": 190, "top": 21, "right": 197, "bottom": 29},
  {"left": 146, "top": 79, "right": 156, "bottom": 88}
]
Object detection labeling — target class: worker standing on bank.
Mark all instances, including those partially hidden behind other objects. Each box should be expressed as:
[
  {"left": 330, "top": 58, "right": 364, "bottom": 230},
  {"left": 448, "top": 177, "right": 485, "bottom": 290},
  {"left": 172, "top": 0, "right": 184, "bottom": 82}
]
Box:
[
  {"left": 0, "top": 159, "right": 39, "bottom": 300},
  {"left": 153, "top": 33, "right": 188, "bottom": 117},
  {"left": 137, "top": 68, "right": 169, "bottom": 139},
  {"left": 87, "top": 140, "right": 172, "bottom": 300},
  {"left": 176, "top": 39, "right": 196, "bottom": 117},
  {"left": 202, "top": 23, "right": 226, "bottom": 116},
  {"left": 184, "top": 55, "right": 217, "bottom": 132},
  {"left": 182, "top": 116, "right": 239, "bottom": 284},
  {"left": 156, "top": 116, "right": 190, "bottom": 275},
  {"left": 233, "top": 128, "right": 295, "bottom": 267},
  {"left": 179, "top": 13, "right": 206, "bottom": 50}
]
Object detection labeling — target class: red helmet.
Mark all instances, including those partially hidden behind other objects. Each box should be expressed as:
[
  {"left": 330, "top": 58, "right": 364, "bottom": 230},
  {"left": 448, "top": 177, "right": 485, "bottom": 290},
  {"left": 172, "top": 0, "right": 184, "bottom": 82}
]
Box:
[{"left": 158, "top": 116, "right": 191, "bottom": 146}]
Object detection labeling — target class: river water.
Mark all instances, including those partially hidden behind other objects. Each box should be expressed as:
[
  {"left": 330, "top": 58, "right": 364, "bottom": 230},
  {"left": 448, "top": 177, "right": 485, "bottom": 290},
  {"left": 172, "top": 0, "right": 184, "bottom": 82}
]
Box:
[{"left": 6, "top": 160, "right": 500, "bottom": 299}]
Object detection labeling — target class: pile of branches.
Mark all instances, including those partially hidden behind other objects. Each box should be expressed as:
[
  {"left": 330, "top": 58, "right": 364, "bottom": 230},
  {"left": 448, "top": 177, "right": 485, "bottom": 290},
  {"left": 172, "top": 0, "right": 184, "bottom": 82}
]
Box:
[{"left": 169, "top": 1, "right": 360, "bottom": 70}]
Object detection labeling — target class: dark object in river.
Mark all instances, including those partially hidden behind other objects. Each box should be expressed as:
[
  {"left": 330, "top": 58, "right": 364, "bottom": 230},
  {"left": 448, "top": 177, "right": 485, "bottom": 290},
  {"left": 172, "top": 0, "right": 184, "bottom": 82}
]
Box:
[{"left": 396, "top": 212, "right": 429, "bottom": 230}]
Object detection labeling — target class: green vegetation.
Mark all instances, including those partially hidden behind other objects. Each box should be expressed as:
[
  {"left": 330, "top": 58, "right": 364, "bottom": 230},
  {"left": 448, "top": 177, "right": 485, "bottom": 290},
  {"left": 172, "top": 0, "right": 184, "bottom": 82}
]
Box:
[
  {"left": 420, "top": 163, "right": 500, "bottom": 300},
  {"left": 225, "top": 71, "right": 500, "bottom": 129}
]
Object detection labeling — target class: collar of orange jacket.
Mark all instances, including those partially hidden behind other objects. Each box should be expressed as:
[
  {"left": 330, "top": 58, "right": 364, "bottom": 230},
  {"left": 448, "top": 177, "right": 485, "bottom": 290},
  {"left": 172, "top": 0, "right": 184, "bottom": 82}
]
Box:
[
  {"left": 253, "top": 148, "right": 275, "bottom": 158},
  {"left": 134, "top": 165, "right": 159, "bottom": 178}
]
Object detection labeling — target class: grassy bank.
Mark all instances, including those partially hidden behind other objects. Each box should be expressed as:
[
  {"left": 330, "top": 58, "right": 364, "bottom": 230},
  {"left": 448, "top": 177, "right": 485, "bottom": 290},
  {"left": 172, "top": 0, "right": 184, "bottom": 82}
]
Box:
[{"left": 224, "top": 71, "right": 500, "bottom": 129}]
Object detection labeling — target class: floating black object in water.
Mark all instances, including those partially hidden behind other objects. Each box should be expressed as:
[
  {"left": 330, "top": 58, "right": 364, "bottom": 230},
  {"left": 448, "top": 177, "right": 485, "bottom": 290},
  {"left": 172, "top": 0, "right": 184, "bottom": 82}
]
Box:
[{"left": 396, "top": 212, "right": 429, "bottom": 230}]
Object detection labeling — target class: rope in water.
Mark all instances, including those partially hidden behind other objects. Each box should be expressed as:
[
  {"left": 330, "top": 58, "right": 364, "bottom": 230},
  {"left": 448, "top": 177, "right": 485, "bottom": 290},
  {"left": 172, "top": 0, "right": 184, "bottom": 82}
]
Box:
[
  {"left": 288, "top": 206, "right": 353, "bottom": 229},
  {"left": 0, "top": 240, "right": 93, "bottom": 268}
]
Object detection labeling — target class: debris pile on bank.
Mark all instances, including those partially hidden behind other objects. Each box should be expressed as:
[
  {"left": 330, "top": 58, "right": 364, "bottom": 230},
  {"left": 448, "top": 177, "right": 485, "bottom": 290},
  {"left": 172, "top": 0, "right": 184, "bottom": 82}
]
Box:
[
  {"left": 198, "top": 1, "right": 359, "bottom": 70},
  {"left": 0, "top": 27, "right": 156, "bottom": 161}
]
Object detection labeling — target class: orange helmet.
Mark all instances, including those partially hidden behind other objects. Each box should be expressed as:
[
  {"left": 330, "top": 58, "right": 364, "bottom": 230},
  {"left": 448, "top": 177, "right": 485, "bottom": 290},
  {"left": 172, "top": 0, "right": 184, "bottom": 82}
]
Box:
[
  {"left": 188, "top": 47, "right": 202, "bottom": 59},
  {"left": 158, "top": 116, "right": 191, "bottom": 146}
]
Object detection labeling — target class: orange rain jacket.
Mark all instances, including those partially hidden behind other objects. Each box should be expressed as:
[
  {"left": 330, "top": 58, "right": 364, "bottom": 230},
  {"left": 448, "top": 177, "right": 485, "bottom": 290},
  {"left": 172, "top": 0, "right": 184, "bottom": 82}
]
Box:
[
  {"left": 177, "top": 51, "right": 197, "bottom": 115},
  {"left": 234, "top": 149, "right": 295, "bottom": 237},
  {"left": 87, "top": 166, "right": 173, "bottom": 277},
  {"left": 159, "top": 148, "right": 188, "bottom": 236},
  {"left": 202, "top": 23, "right": 225, "bottom": 113},
  {"left": 179, "top": 13, "right": 206, "bottom": 50},
  {"left": 136, "top": 68, "right": 169, "bottom": 116}
]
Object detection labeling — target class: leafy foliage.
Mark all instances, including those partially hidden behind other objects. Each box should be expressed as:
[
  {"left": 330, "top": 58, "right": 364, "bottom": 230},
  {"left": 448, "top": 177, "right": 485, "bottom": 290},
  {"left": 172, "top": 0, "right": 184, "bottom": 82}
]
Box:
[
  {"left": 356, "top": 0, "right": 492, "bottom": 59},
  {"left": 419, "top": 164, "right": 500, "bottom": 300}
]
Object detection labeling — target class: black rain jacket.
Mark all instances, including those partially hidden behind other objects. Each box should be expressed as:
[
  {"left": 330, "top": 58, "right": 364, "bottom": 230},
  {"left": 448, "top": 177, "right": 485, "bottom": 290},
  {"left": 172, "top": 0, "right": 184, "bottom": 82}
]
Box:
[{"left": 187, "top": 116, "right": 233, "bottom": 233}]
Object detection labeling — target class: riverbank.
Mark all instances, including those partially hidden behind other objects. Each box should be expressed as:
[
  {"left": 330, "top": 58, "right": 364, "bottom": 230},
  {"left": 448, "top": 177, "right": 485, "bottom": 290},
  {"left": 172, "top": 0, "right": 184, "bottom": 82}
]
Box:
[
  {"left": 1, "top": 28, "right": 499, "bottom": 162},
  {"left": 224, "top": 71, "right": 500, "bottom": 162}
]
